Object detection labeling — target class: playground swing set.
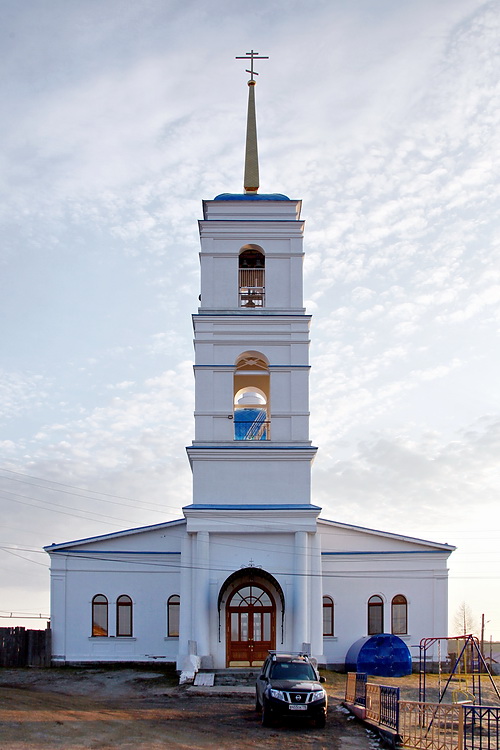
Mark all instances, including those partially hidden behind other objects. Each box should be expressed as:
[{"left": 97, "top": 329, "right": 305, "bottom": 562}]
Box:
[{"left": 419, "top": 634, "right": 500, "bottom": 705}]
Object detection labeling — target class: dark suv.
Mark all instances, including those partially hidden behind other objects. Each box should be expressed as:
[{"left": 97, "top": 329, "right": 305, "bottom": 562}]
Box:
[{"left": 255, "top": 652, "right": 327, "bottom": 727}]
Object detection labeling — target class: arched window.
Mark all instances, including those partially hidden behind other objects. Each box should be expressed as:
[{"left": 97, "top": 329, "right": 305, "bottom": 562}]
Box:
[
  {"left": 323, "top": 596, "right": 334, "bottom": 636},
  {"left": 167, "top": 595, "right": 180, "bottom": 637},
  {"left": 234, "top": 352, "right": 270, "bottom": 440},
  {"left": 239, "top": 246, "right": 265, "bottom": 307},
  {"left": 368, "top": 595, "right": 384, "bottom": 635},
  {"left": 92, "top": 594, "right": 108, "bottom": 637},
  {"left": 391, "top": 595, "right": 408, "bottom": 635},
  {"left": 116, "top": 595, "right": 133, "bottom": 637}
]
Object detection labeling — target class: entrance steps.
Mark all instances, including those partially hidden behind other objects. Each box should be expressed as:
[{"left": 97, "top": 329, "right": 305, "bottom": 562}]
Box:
[{"left": 199, "top": 668, "right": 260, "bottom": 687}]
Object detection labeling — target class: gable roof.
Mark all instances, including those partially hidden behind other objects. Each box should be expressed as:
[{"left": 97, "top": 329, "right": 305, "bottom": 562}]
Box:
[
  {"left": 44, "top": 514, "right": 455, "bottom": 555},
  {"left": 318, "top": 516, "right": 455, "bottom": 552},
  {"left": 44, "top": 517, "right": 185, "bottom": 552}
]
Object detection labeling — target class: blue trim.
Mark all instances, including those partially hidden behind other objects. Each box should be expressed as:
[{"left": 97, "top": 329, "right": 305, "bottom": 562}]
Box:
[
  {"left": 187, "top": 446, "right": 317, "bottom": 450},
  {"left": 321, "top": 550, "right": 450, "bottom": 556},
  {"left": 214, "top": 193, "right": 290, "bottom": 201},
  {"left": 54, "top": 550, "right": 181, "bottom": 555},
  {"left": 192, "top": 314, "right": 311, "bottom": 319},
  {"left": 183, "top": 504, "right": 321, "bottom": 511}
]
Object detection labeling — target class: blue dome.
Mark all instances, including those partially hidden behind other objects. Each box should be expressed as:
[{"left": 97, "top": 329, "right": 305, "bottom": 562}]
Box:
[
  {"left": 345, "top": 634, "right": 412, "bottom": 677},
  {"left": 214, "top": 193, "right": 290, "bottom": 201}
]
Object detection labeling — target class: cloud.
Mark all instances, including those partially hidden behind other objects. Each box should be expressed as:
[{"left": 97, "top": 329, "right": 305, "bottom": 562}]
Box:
[
  {"left": 0, "top": 371, "right": 51, "bottom": 426},
  {"left": 314, "top": 415, "right": 500, "bottom": 537}
]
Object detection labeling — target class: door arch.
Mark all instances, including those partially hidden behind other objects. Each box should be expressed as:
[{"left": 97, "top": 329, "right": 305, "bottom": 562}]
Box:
[{"left": 226, "top": 583, "right": 276, "bottom": 667}]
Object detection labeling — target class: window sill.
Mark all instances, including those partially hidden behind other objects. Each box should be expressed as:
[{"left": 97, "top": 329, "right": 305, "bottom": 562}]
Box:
[
  {"left": 323, "top": 636, "right": 338, "bottom": 641},
  {"left": 89, "top": 636, "right": 137, "bottom": 641},
  {"left": 164, "top": 636, "right": 179, "bottom": 640}
]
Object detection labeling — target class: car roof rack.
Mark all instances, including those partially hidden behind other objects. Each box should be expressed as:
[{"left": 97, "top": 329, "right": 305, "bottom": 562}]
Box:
[{"left": 268, "top": 650, "right": 310, "bottom": 661}]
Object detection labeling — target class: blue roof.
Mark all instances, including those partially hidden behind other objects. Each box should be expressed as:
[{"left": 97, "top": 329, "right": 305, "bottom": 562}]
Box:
[
  {"left": 214, "top": 193, "right": 290, "bottom": 201},
  {"left": 183, "top": 504, "right": 321, "bottom": 511}
]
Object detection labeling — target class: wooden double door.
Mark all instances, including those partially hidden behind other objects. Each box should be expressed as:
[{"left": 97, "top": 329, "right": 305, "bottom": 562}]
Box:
[{"left": 226, "top": 584, "right": 276, "bottom": 667}]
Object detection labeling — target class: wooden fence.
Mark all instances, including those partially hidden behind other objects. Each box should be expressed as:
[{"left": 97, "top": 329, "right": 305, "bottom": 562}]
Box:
[{"left": 0, "top": 627, "right": 51, "bottom": 667}]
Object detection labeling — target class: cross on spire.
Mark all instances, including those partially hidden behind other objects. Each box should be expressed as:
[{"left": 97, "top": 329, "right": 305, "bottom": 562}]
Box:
[{"left": 235, "top": 49, "right": 269, "bottom": 82}]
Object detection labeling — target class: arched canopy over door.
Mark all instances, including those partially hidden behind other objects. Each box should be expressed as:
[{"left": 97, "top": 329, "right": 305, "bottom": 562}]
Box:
[{"left": 219, "top": 568, "right": 284, "bottom": 667}]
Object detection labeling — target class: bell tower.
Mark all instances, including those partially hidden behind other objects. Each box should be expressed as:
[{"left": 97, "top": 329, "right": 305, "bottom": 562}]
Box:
[
  {"left": 179, "top": 53, "right": 323, "bottom": 668},
  {"left": 185, "top": 52, "right": 317, "bottom": 507}
]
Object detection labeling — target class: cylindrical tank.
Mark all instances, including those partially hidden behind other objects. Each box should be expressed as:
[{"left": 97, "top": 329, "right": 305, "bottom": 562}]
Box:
[{"left": 345, "top": 634, "right": 412, "bottom": 677}]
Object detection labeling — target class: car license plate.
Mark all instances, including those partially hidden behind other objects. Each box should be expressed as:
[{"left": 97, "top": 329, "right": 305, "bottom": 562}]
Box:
[{"left": 289, "top": 704, "right": 307, "bottom": 711}]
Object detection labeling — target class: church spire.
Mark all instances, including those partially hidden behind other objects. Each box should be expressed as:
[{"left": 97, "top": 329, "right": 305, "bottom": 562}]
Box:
[{"left": 236, "top": 50, "right": 269, "bottom": 194}]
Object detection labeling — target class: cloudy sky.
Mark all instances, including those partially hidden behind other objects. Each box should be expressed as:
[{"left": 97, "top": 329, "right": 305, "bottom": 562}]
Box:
[{"left": 1, "top": 0, "right": 499, "bottom": 640}]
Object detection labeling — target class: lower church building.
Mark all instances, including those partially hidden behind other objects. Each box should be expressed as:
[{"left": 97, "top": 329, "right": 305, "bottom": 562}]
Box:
[{"left": 45, "top": 61, "right": 454, "bottom": 671}]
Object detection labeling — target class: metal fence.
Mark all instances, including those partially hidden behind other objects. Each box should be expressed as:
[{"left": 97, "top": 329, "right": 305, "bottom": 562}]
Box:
[
  {"left": 380, "top": 685, "right": 400, "bottom": 731},
  {"left": 355, "top": 672, "right": 367, "bottom": 706},
  {"left": 346, "top": 672, "right": 357, "bottom": 704},
  {"left": 346, "top": 675, "right": 500, "bottom": 750},
  {"left": 399, "top": 700, "right": 463, "bottom": 750},
  {"left": 366, "top": 682, "right": 381, "bottom": 722},
  {"left": 464, "top": 706, "right": 500, "bottom": 750},
  {"left": 365, "top": 682, "right": 400, "bottom": 731}
]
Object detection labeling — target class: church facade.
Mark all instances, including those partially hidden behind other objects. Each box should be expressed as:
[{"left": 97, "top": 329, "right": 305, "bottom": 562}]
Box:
[{"left": 45, "top": 63, "right": 454, "bottom": 671}]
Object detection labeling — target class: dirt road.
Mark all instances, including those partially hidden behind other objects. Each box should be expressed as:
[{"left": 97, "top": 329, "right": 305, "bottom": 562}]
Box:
[{"left": 0, "top": 668, "right": 374, "bottom": 750}]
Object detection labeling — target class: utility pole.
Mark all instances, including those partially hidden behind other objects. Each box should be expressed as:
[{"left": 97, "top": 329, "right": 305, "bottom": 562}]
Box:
[{"left": 481, "top": 613, "right": 485, "bottom": 672}]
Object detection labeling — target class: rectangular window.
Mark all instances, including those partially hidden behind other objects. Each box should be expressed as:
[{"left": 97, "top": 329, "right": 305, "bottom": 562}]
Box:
[
  {"left": 231, "top": 612, "right": 239, "bottom": 641},
  {"left": 92, "top": 595, "right": 108, "bottom": 637},
  {"left": 323, "top": 597, "right": 334, "bottom": 636},
  {"left": 368, "top": 605, "right": 383, "bottom": 635},
  {"left": 253, "top": 612, "right": 262, "bottom": 642},
  {"left": 240, "top": 612, "right": 248, "bottom": 641},
  {"left": 116, "top": 596, "right": 132, "bottom": 637},
  {"left": 392, "top": 602, "right": 407, "bottom": 634},
  {"left": 167, "top": 595, "right": 180, "bottom": 637},
  {"left": 263, "top": 612, "right": 271, "bottom": 642}
]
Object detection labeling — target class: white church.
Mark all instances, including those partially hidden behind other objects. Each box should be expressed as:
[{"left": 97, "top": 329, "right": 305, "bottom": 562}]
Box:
[{"left": 45, "top": 54, "right": 454, "bottom": 671}]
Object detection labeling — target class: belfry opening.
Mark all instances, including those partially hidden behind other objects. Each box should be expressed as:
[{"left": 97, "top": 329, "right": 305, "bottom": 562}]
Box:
[
  {"left": 234, "top": 352, "right": 270, "bottom": 441},
  {"left": 239, "top": 246, "right": 265, "bottom": 307}
]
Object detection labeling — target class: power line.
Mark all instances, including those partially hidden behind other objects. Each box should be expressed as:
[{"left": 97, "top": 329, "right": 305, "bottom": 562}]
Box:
[
  {"left": 0, "top": 467, "right": 169, "bottom": 514},
  {"left": 0, "top": 547, "right": 49, "bottom": 567}
]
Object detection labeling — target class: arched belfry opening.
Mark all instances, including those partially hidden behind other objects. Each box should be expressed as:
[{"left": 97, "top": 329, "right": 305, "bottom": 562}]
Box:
[
  {"left": 234, "top": 352, "right": 270, "bottom": 440},
  {"left": 239, "top": 245, "right": 265, "bottom": 307},
  {"left": 218, "top": 568, "right": 284, "bottom": 667}
]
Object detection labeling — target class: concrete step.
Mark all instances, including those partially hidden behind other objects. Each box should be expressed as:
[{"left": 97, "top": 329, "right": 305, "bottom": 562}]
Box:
[{"left": 199, "top": 669, "right": 260, "bottom": 687}]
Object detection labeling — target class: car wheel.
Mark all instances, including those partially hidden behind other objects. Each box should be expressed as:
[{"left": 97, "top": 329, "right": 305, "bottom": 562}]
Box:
[
  {"left": 315, "top": 712, "right": 326, "bottom": 729},
  {"left": 255, "top": 692, "right": 261, "bottom": 711},
  {"left": 261, "top": 702, "right": 272, "bottom": 727}
]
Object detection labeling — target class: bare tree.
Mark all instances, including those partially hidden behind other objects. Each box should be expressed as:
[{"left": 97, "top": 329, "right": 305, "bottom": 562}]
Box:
[{"left": 453, "top": 602, "right": 478, "bottom": 636}]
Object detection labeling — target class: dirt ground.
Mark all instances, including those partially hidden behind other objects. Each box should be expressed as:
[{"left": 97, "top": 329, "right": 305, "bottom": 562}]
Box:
[
  {"left": 0, "top": 667, "right": 376, "bottom": 750},
  {"left": 2, "top": 668, "right": 499, "bottom": 750}
]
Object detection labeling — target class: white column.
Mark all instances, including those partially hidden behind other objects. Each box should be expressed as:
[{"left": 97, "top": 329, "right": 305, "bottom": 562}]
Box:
[
  {"left": 294, "top": 531, "right": 308, "bottom": 650},
  {"left": 310, "top": 531, "right": 324, "bottom": 660},
  {"left": 433, "top": 572, "right": 449, "bottom": 637},
  {"left": 195, "top": 531, "right": 211, "bottom": 657},
  {"left": 49, "top": 568, "right": 67, "bottom": 662},
  {"left": 178, "top": 533, "right": 193, "bottom": 657}
]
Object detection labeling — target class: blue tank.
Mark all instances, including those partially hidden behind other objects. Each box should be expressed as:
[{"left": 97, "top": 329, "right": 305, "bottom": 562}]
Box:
[{"left": 345, "top": 634, "right": 412, "bottom": 677}]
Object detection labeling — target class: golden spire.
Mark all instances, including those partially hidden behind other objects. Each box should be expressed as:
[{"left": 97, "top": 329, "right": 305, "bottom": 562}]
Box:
[{"left": 235, "top": 50, "right": 269, "bottom": 194}]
